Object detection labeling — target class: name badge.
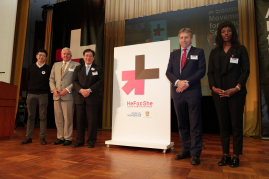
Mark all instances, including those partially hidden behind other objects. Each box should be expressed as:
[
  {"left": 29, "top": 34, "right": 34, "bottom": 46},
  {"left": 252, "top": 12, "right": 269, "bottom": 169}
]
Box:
[
  {"left": 230, "top": 58, "right": 239, "bottom": 64},
  {"left": 68, "top": 68, "right": 74, "bottom": 72},
  {"left": 92, "top": 71, "right": 98, "bottom": 76},
  {"left": 190, "top": 55, "right": 198, "bottom": 60}
]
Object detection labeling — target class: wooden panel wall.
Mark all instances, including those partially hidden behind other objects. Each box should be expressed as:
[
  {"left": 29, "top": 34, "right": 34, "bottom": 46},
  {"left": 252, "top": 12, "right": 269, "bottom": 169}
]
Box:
[{"left": 0, "top": 82, "right": 17, "bottom": 139}]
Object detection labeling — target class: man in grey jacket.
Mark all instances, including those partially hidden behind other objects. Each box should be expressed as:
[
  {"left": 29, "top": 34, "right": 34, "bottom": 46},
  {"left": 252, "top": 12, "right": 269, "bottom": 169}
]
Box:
[{"left": 49, "top": 47, "right": 80, "bottom": 146}]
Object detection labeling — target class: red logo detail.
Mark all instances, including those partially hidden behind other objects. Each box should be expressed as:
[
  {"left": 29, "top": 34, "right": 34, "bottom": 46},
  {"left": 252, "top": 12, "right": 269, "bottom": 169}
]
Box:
[
  {"left": 153, "top": 24, "right": 164, "bottom": 36},
  {"left": 122, "top": 71, "right": 144, "bottom": 95},
  {"left": 122, "top": 55, "right": 159, "bottom": 95}
]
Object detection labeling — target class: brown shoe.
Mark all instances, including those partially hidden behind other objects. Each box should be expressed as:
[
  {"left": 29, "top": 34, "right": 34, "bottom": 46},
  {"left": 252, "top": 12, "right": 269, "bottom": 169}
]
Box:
[
  {"left": 40, "top": 138, "right": 47, "bottom": 145},
  {"left": 20, "top": 138, "right": 32, "bottom": 145}
]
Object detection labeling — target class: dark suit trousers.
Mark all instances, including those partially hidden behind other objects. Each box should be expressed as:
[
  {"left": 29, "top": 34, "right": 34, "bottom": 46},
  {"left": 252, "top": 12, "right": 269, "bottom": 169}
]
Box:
[
  {"left": 173, "top": 95, "right": 203, "bottom": 156},
  {"left": 76, "top": 102, "right": 98, "bottom": 144},
  {"left": 213, "top": 95, "right": 246, "bottom": 155}
]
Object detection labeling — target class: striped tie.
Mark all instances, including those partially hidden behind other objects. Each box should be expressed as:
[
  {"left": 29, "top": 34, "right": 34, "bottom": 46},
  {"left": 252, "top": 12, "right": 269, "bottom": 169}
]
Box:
[{"left": 61, "top": 62, "right": 66, "bottom": 77}]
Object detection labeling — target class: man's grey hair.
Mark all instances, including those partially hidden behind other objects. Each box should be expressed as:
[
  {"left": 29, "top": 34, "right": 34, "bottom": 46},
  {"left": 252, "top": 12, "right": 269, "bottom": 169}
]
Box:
[
  {"left": 178, "top": 28, "right": 193, "bottom": 38},
  {"left": 61, "top": 47, "right": 72, "bottom": 55}
]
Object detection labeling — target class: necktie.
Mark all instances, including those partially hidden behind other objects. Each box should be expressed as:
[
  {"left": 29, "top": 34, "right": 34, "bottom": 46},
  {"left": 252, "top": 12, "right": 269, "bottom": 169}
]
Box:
[
  {"left": 61, "top": 62, "right": 66, "bottom": 77},
  {"left": 181, "top": 49, "right": 187, "bottom": 71},
  {"left": 86, "top": 65, "right": 90, "bottom": 76}
]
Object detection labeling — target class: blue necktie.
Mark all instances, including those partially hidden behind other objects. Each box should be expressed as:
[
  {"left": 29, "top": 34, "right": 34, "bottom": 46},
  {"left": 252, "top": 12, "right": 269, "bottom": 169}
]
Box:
[{"left": 86, "top": 66, "right": 90, "bottom": 76}]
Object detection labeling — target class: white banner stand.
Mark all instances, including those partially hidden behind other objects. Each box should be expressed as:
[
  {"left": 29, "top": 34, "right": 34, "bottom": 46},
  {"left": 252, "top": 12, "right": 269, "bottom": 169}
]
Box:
[{"left": 105, "top": 40, "right": 173, "bottom": 153}]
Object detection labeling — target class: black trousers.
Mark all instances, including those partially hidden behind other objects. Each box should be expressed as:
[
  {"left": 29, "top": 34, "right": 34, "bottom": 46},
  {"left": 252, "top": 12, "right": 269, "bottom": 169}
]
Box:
[
  {"left": 173, "top": 96, "right": 203, "bottom": 156},
  {"left": 76, "top": 103, "right": 98, "bottom": 144},
  {"left": 213, "top": 95, "right": 246, "bottom": 155}
]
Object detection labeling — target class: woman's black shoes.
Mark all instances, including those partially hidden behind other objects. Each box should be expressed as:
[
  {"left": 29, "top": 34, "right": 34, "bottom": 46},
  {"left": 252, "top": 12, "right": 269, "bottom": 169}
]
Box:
[
  {"left": 230, "top": 156, "right": 239, "bottom": 168},
  {"left": 218, "top": 155, "right": 231, "bottom": 166},
  {"left": 218, "top": 155, "right": 239, "bottom": 168}
]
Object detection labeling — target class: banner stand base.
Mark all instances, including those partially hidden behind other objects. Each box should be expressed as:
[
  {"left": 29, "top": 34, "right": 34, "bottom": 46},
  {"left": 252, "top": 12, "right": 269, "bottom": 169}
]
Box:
[{"left": 105, "top": 140, "right": 174, "bottom": 153}]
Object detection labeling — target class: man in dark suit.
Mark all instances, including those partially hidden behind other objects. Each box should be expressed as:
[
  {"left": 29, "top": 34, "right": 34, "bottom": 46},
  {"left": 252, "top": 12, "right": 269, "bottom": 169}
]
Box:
[
  {"left": 72, "top": 49, "right": 104, "bottom": 148},
  {"left": 166, "top": 28, "right": 206, "bottom": 165}
]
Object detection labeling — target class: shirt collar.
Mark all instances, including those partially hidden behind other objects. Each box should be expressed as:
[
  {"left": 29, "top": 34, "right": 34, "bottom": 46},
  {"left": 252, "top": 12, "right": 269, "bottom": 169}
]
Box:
[
  {"left": 36, "top": 62, "right": 45, "bottom": 68},
  {"left": 63, "top": 60, "right": 71, "bottom": 65},
  {"left": 181, "top": 45, "right": 192, "bottom": 52},
  {"left": 85, "top": 64, "right": 92, "bottom": 68}
]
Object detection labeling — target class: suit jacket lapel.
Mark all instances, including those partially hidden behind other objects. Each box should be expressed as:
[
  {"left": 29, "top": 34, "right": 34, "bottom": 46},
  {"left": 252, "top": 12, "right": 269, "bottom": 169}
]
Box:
[
  {"left": 176, "top": 49, "right": 181, "bottom": 69},
  {"left": 218, "top": 47, "right": 236, "bottom": 75},
  {"left": 214, "top": 48, "right": 221, "bottom": 70},
  {"left": 86, "top": 64, "right": 96, "bottom": 82},
  {"left": 78, "top": 64, "right": 87, "bottom": 86},
  {"left": 227, "top": 46, "right": 236, "bottom": 71},
  {"left": 81, "top": 64, "right": 86, "bottom": 77},
  {"left": 61, "top": 60, "right": 73, "bottom": 78}
]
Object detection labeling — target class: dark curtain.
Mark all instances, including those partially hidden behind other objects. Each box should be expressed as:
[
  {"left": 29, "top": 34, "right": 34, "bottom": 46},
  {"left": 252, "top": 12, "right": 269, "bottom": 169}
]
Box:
[
  {"left": 49, "top": 0, "right": 105, "bottom": 129},
  {"left": 255, "top": 0, "right": 269, "bottom": 138},
  {"left": 51, "top": 0, "right": 104, "bottom": 66}
]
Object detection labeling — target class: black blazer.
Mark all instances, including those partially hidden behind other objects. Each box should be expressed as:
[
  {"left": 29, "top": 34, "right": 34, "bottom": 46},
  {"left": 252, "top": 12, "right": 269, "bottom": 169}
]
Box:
[
  {"left": 166, "top": 46, "right": 206, "bottom": 99},
  {"left": 207, "top": 45, "right": 250, "bottom": 96},
  {"left": 73, "top": 63, "right": 104, "bottom": 105}
]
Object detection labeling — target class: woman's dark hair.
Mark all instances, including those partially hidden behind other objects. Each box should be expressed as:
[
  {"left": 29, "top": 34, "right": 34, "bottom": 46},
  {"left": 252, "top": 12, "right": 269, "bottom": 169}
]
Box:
[{"left": 215, "top": 21, "right": 240, "bottom": 48}]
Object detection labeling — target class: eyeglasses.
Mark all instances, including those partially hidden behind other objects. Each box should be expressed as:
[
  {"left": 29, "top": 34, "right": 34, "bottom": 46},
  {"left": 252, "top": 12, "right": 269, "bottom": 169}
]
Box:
[
  {"left": 84, "top": 55, "right": 93, "bottom": 58},
  {"left": 38, "top": 54, "right": 46, "bottom": 58}
]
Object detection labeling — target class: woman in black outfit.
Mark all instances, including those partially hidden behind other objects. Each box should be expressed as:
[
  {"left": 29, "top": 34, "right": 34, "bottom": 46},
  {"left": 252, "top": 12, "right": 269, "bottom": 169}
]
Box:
[{"left": 207, "top": 21, "right": 250, "bottom": 168}]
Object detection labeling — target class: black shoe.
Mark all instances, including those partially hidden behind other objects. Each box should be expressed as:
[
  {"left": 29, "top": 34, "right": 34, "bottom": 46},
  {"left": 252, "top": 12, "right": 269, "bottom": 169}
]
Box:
[
  {"left": 175, "top": 151, "right": 191, "bottom": 160},
  {"left": 191, "top": 155, "right": 200, "bottom": 165},
  {"left": 88, "top": 141, "right": 95, "bottom": 148},
  {"left": 62, "top": 140, "right": 72, "bottom": 146},
  {"left": 230, "top": 156, "right": 239, "bottom": 168},
  {"left": 72, "top": 142, "right": 84, "bottom": 148},
  {"left": 52, "top": 139, "right": 65, "bottom": 145},
  {"left": 218, "top": 155, "right": 231, "bottom": 166},
  {"left": 20, "top": 138, "right": 32, "bottom": 145},
  {"left": 40, "top": 138, "right": 47, "bottom": 145}
]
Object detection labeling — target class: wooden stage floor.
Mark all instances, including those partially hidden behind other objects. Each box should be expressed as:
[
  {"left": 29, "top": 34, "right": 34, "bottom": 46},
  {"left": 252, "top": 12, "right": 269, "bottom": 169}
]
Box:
[{"left": 0, "top": 128, "right": 269, "bottom": 179}]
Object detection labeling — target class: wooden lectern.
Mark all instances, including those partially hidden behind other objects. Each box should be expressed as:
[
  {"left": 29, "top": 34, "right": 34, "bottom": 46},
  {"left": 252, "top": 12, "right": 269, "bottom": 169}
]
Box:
[{"left": 0, "top": 82, "right": 17, "bottom": 140}]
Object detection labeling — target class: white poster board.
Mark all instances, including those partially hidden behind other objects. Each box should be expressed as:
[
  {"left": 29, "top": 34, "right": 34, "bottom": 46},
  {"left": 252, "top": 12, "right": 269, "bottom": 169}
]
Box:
[{"left": 105, "top": 40, "right": 173, "bottom": 153}]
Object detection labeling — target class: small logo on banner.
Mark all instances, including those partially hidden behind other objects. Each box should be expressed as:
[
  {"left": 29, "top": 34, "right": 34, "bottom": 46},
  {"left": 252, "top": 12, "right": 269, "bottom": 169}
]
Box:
[
  {"left": 146, "top": 111, "right": 149, "bottom": 116},
  {"left": 122, "top": 55, "right": 159, "bottom": 95},
  {"left": 127, "top": 112, "right": 141, "bottom": 117},
  {"left": 143, "top": 111, "right": 152, "bottom": 118}
]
